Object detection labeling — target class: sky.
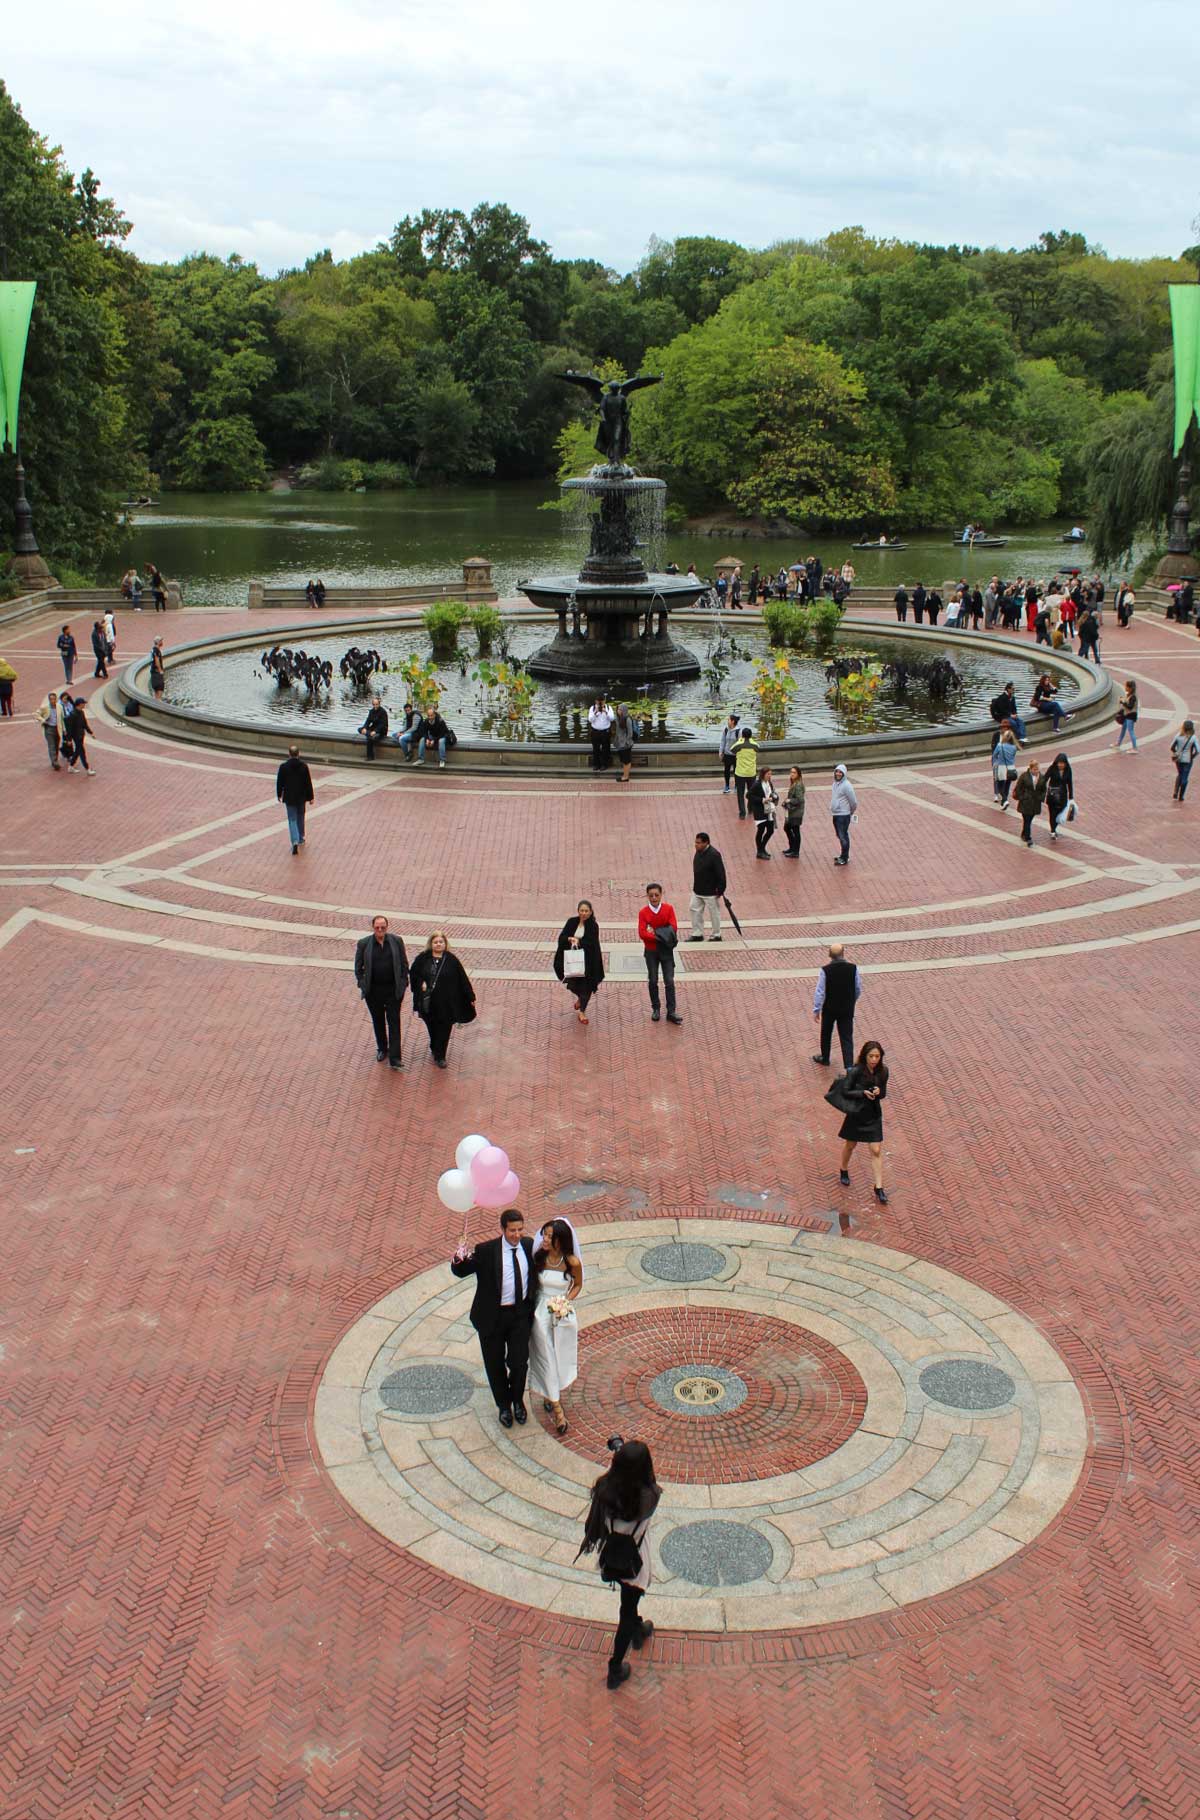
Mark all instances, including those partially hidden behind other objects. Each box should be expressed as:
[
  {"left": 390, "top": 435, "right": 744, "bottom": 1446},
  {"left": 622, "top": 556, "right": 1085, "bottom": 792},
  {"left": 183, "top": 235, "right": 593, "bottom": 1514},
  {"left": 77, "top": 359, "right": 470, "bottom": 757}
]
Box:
[{"left": 8, "top": 0, "right": 1199, "bottom": 274}]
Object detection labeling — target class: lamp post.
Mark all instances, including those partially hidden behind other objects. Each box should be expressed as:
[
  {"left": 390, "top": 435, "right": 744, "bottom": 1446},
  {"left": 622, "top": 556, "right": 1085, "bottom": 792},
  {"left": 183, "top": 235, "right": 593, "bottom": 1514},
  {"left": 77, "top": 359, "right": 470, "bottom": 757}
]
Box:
[
  {"left": 1167, "top": 459, "right": 1193, "bottom": 557},
  {"left": 9, "top": 455, "right": 56, "bottom": 590}
]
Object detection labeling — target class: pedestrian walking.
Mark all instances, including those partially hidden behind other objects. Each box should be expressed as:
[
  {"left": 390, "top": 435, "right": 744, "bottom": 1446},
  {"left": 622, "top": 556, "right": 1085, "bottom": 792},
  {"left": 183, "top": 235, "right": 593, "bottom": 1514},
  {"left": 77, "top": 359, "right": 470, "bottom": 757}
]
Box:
[
  {"left": 1014, "top": 761, "right": 1047, "bottom": 846},
  {"left": 733, "top": 728, "right": 759, "bottom": 817},
  {"left": 811, "top": 942, "right": 862, "bottom": 1068},
  {"left": 637, "top": 884, "right": 682, "bottom": 1025},
  {"left": 0, "top": 656, "right": 15, "bottom": 716},
  {"left": 588, "top": 698, "right": 614, "bottom": 771},
  {"left": 276, "top": 744, "right": 314, "bottom": 852},
  {"left": 451, "top": 1209, "right": 537, "bottom": 1429},
  {"left": 149, "top": 638, "right": 166, "bottom": 696},
  {"left": 688, "top": 833, "right": 726, "bottom": 940},
  {"left": 1044, "top": 752, "right": 1075, "bottom": 840},
  {"left": 830, "top": 763, "right": 857, "bottom": 866},
  {"left": 1171, "top": 720, "right": 1198, "bottom": 801},
  {"left": 1077, "top": 601, "right": 1101, "bottom": 663},
  {"left": 612, "top": 703, "right": 636, "bottom": 782},
  {"left": 35, "top": 691, "right": 63, "bottom": 767},
  {"left": 749, "top": 766, "right": 779, "bottom": 859},
  {"left": 1115, "top": 681, "right": 1139, "bottom": 751},
  {"left": 893, "top": 584, "right": 908, "bottom": 623},
  {"left": 577, "top": 1439, "right": 660, "bottom": 1689},
  {"left": 91, "top": 621, "right": 109, "bottom": 678},
  {"left": 102, "top": 611, "right": 117, "bottom": 662},
  {"left": 991, "top": 723, "right": 1019, "bottom": 809},
  {"left": 831, "top": 1040, "right": 889, "bottom": 1204},
  {"left": 911, "top": 582, "right": 926, "bottom": 625},
  {"left": 63, "top": 696, "right": 96, "bottom": 775},
  {"left": 410, "top": 930, "right": 476, "bottom": 1067},
  {"left": 783, "top": 765, "right": 805, "bottom": 856},
  {"left": 554, "top": 899, "right": 605, "bottom": 1023},
  {"left": 357, "top": 695, "right": 388, "bottom": 760},
  {"left": 718, "top": 713, "right": 740, "bottom": 792},
  {"left": 57, "top": 625, "right": 76, "bottom": 684},
  {"left": 354, "top": 914, "right": 409, "bottom": 1069}
]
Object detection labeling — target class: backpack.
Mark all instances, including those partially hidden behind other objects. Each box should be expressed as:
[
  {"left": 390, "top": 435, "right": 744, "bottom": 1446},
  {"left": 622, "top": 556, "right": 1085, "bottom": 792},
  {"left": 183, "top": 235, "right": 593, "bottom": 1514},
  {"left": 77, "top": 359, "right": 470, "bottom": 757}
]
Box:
[{"left": 598, "top": 1530, "right": 642, "bottom": 1584}]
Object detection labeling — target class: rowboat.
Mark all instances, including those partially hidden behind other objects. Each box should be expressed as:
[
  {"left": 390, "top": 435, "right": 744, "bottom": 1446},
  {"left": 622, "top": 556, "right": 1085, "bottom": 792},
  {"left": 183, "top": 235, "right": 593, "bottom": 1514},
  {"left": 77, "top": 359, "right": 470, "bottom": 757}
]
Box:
[
  {"left": 852, "top": 541, "right": 908, "bottom": 550},
  {"left": 947, "top": 536, "right": 1009, "bottom": 548}
]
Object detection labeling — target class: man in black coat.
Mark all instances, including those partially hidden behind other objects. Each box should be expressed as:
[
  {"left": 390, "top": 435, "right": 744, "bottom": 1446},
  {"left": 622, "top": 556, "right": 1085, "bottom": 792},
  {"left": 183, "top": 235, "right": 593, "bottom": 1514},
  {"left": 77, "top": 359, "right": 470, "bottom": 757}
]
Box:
[
  {"left": 811, "top": 942, "right": 863, "bottom": 1069},
  {"left": 357, "top": 695, "right": 388, "bottom": 760},
  {"left": 688, "top": 831, "right": 727, "bottom": 942},
  {"left": 276, "top": 744, "right": 314, "bottom": 853},
  {"left": 91, "top": 621, "right": 110, "bottom": 678},
  {"left": 893, "top": 584, "right": 908, "bottom": 623},
  {"left": 911, "top": 582, "right": 927, "bottom": 626},
  {"left": 451, "top": 1209, "right": 537, "bottom": 1427},
  {"left": 354, "top": 915, "right": 409, "bottom": 1069}
]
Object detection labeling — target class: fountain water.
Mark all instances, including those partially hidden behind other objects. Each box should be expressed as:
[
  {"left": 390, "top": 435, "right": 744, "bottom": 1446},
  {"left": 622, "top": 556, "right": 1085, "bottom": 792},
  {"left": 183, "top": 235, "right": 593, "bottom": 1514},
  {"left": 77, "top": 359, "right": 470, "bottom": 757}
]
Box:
[{"left": 520, "top": 373, "right": 704, "bottom": 682}]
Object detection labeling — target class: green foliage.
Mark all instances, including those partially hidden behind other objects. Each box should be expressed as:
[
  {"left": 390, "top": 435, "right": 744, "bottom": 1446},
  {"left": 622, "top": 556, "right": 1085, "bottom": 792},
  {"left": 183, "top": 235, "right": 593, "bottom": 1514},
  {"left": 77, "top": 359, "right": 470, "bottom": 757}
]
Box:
[
  {"left": 761, "top": 602, "right": 811, "bottom": 649},
  {"left": 394, "top": 653, "right": 443, "bottom": 713},
  {"left": 422, "top": 600, "right": 469, "bottom": 657},
  {"left": 1080, "top": 379, "right": 1187, "bottom": 566},
  {"left": 467, "top": 604, "right": 503, "bottom": 654},
  {"left": 749, "top": 655, "right": 797, "bottom": 736},
  {"left": 473, "top": 658, "right": 539, "bottom": 719},
  {"left": 809, "top": 599, "right": 844, "bottom": 642}
]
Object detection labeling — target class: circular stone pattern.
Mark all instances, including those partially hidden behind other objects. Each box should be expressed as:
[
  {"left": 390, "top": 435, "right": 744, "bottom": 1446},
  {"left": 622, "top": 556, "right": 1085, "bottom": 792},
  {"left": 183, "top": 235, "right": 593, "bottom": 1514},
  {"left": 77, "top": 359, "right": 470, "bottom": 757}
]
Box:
[
  {"left": 651, "top": 1364, "right": 749, "bottom": 1417},
  {"left": 641, "top": 1241, "right": 727, "bottom": 1283},
  {"left": 314, "top": 1218, "right": 1092, "bottom": 1634},
  {"left": 379, "top": 1364, "right": 475, "bottom": 1416},
  {"left": 565, "top": 1307, "right": 864, "bottom": 1483},
  {"left": 920, "top": 1359, "right": 1016, "bottom": 1412},
  {"left": 660, "top": 1521, "right": 775, "bottom": 1588}
]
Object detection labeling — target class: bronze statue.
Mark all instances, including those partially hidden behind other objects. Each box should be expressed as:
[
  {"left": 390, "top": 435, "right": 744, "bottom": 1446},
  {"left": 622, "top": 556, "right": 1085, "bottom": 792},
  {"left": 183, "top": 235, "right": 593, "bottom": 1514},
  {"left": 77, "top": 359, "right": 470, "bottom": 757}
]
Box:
[{"left": 559, "top": 370, "right": 663, "bottom": 467}]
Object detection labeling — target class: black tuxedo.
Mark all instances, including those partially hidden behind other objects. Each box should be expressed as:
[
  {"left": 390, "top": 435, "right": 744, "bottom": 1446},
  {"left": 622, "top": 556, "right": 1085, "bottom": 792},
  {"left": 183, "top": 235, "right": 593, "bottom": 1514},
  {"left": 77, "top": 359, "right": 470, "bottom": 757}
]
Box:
[{"left": 451, "top": 1235, "right": 536, "bottom": 1410}]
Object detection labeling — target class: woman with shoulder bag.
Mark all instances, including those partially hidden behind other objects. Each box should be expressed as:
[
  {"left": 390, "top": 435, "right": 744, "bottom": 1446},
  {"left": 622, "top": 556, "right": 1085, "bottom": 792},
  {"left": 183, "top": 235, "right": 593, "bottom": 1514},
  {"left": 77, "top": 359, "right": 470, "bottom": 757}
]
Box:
[
  {"left": 749, "top": 765, "right": 779, "bottom": 859},
  {"left": 553, "top": 898, "right": 605, "bottom": 1025},
  {"left": 991, "top": 722, "right": 1019, "bottom": 810},
  {"left": 829, "top": 1039, "right": 889, "bottom": 1204},
  {"left": 1115, "top": 681, "right": 1138, "bottom": 751},
  {"left": 409, "top": 930, "right": 476, "bottom": 1068},
  {"left": 783, "top": 765, "right": 805, "bottom": 857},
  {"left": 1172, "top": 719, "right": 1199, "bottom": 802},
  {"left": 576, "top": 1440, "right": 660, "bottom": 1688}
]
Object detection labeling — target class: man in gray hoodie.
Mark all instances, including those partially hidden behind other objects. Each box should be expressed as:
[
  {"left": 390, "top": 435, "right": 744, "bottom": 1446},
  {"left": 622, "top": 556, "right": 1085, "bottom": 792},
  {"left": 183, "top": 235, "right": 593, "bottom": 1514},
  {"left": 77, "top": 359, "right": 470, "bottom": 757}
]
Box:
[{"left": 830, "top": 764, "right": 858, "bottom": 866}]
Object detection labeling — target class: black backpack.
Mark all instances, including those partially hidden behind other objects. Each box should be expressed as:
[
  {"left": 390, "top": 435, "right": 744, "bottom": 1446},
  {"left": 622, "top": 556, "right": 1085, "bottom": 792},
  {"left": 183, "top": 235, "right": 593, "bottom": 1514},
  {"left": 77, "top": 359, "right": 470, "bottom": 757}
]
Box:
[{"left": 598, "top": 1530, "right": 642, "bottom": 1584}]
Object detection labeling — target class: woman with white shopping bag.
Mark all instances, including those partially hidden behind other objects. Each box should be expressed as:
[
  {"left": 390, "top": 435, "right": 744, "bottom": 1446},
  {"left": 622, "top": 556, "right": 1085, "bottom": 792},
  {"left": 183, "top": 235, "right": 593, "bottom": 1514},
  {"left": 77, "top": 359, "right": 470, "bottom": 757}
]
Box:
[
  {"left": 1044, "top": 752, "right": 1077, "bottom": 841},
  {"left": 553, "top": 898, "right": 605, "bottom": 1025}
]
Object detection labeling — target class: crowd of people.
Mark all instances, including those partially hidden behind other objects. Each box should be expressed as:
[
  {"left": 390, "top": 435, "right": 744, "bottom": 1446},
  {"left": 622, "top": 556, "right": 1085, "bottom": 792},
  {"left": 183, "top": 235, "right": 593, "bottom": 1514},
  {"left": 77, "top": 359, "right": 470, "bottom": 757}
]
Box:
[
  {"left": 895, "top": 570, "right": 1122, "bottom": 643},
  {"left": 119, "top": 565, "right": 168, "bottom": 611}
]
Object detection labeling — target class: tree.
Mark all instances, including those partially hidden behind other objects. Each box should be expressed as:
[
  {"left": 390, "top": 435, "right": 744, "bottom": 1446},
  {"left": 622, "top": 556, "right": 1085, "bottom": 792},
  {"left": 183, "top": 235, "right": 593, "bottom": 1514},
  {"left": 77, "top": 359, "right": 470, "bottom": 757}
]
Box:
[
  {"left": 636, "top": 234, "right": 751, "bottom": 324},
  {"left": 1082, "top": 374, "right": 1195, "bottom": 566}
]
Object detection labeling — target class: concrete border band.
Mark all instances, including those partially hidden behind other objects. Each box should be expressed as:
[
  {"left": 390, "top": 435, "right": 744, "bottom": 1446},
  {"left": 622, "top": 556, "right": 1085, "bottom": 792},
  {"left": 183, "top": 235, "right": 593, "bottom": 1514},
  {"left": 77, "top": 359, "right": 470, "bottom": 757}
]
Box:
[{"left": 114, "top": 612, "right": 1115, "bottom": 776}]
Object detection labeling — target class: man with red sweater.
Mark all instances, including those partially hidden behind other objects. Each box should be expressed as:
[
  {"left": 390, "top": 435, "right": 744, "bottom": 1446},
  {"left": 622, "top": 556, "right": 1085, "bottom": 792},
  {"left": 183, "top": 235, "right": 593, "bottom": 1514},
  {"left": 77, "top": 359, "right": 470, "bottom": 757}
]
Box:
[{"left": 637, "top": 883, "right": 683, "bottom": 1025}]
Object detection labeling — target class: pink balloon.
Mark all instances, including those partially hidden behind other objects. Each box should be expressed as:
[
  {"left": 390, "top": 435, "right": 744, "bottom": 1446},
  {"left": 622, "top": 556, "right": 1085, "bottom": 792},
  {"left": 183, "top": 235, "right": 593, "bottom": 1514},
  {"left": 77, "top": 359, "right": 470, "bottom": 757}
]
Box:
[
  {"left": 475, "top": 1174, "right": 513, "bottom": 1209},
  {"left": 495, "top": 1170, "right": 520, "bottom": 1204},
  {"left": 470, "top": 1145, "right": 510, "bottom": 1192}
]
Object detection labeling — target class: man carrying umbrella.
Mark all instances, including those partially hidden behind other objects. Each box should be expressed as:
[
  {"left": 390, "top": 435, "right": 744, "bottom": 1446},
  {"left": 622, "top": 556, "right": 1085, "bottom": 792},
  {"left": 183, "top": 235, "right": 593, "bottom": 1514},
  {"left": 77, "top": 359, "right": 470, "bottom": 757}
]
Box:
[{"left": 688, "top": 833, "right": 726, "bottom": 943}]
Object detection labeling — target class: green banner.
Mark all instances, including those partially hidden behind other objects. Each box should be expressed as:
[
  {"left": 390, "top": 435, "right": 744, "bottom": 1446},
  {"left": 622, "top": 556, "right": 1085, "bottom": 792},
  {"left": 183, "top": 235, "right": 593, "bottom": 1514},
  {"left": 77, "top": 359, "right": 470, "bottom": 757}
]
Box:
[
  {"left": 0, "top": 281, "right": 37, "bottom": 452},
  {"left": 1170, "top": 284, "right": 1200, "bottom": 456}
]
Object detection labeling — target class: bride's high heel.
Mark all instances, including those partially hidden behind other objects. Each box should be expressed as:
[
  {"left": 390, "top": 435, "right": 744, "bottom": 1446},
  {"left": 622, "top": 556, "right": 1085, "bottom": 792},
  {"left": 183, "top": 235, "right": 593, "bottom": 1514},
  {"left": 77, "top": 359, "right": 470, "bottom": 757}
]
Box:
[{"left": 552, "top": 1402, "right": 568, "bottom": 1436}]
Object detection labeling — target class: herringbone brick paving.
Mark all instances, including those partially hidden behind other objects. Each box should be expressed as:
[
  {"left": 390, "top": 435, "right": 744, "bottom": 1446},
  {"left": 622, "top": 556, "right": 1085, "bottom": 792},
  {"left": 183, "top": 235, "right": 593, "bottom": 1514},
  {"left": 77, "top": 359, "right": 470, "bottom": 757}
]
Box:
[{"left": 2, "top": 604, "right": 1200, "bottom": 1816}]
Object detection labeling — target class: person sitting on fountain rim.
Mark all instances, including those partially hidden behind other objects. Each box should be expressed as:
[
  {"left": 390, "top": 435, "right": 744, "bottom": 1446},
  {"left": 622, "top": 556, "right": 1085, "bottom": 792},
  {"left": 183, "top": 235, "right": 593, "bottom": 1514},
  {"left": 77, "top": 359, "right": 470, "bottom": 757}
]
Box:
[
  {"left": 357, "top": 695, "right": 388, "bottom": 760},
  {"left": 413, "top": 709, "right": 453, "bottom": 768}
]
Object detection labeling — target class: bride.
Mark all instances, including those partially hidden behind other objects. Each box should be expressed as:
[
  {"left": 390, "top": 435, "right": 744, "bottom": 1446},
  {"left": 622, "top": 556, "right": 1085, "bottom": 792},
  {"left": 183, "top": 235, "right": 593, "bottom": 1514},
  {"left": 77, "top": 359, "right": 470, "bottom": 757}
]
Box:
[{"left": 528, "top": 1218, "right": 583, "bottom": 1435}]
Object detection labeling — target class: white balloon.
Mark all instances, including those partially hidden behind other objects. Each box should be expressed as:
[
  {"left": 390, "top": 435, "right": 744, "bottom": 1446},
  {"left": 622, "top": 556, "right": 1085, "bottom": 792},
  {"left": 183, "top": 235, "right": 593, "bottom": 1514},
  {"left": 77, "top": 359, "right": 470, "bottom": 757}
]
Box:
[
  {"left": 437, "top": 1168, "right": 476, "bottom": 1214},
  {"left": 455, "top": 1133, "right": 490, "bottom": 1174}
]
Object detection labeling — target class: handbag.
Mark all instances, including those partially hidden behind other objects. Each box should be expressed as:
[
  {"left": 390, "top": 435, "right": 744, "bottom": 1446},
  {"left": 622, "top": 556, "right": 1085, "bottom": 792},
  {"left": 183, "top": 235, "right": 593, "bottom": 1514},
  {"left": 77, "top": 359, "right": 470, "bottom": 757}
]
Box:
[
  {"left": 824, "top": 1073, "right": 856, "bottom": 1115},
  {"left": 563, "top": 946, "right": 586, "bottom": 979}
]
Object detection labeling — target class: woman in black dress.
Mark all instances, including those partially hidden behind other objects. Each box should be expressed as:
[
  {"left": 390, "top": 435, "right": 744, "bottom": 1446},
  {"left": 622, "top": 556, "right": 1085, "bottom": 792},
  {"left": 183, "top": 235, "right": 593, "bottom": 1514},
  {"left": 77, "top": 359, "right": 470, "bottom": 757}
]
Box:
[
  {"left": 836, "top": 1040, "right": 889, "bottom": 1204},
  {"left": 553, "top": 899, "right": 605, "bottom": 1025},
  {"left": 409, "top": 930, "right": 476, "bottom": 1068}
]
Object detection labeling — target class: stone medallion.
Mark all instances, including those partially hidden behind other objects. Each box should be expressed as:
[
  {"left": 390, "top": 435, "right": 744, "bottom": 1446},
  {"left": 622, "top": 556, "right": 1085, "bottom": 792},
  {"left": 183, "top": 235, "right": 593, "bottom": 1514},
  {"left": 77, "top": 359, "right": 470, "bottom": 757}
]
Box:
[{"left": 314, "top": 1218, "right": 1091, "bottom": 1632}]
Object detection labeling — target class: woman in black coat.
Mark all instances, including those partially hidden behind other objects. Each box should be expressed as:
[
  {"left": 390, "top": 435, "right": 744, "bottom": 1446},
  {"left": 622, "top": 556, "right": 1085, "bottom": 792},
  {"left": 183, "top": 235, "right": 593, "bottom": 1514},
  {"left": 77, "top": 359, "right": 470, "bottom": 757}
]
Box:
[
  {"left": 835, "top": 1040, "right": 889, "bottom": 1204},
  {"left": 409, "top": 930, "right": 476, "bottom": 1068},
  {"left": 553, "top": 899, "right": 605, "bottom": 1024},
  {"left": 64, "top": 696, "right": 96, "bottom": 775},
  {"left": 1044, "top": 752, "right": 1075, "bottom": 839}
]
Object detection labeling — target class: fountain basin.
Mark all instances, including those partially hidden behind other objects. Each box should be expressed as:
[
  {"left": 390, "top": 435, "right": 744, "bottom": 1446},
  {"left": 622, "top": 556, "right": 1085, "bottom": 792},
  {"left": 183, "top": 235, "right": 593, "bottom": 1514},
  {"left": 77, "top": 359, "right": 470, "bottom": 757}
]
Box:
[{"left": 521, "top": 571, "right": 707, "bottom": 682}]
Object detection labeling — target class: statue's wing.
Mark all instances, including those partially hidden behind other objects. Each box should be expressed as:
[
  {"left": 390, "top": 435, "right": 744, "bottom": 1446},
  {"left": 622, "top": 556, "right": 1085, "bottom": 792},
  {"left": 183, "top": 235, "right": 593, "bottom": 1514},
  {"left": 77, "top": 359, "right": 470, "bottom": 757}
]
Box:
[
  {"left": 618, "top": 373, "right": 664, "bottom": 396},
  {"left": 559, "top": 370, "right": 605, "bottom": 400}
]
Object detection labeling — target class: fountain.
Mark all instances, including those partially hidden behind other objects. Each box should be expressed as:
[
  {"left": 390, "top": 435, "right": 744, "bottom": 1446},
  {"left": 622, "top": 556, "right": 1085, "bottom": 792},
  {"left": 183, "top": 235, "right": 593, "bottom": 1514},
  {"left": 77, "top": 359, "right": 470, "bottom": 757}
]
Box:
[{"left": 520, "top": 372, "right": 704, "bottom": 682}]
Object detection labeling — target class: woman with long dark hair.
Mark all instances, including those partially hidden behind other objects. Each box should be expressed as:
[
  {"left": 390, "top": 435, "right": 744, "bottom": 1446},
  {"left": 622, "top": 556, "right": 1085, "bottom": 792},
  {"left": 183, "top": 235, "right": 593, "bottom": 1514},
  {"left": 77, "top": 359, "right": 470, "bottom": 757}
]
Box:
[
  {"left": 528, "top": 1218, "right": 583, "bottom": 1434},
  {"left": 577, "top": 1440, "right": 661, "bottom": 1688},
  {"left": 834, "top": 1039, "right": 889, "bottom": 1205},
  {"left": 409, "top": 930, "right": 476, "bottom": 1068},
  {"left": 748, "top": 765, "right": 779, "bottom": 859},
  {"left": 553, "top": 900, "right": 605, "bottom": 1024}
]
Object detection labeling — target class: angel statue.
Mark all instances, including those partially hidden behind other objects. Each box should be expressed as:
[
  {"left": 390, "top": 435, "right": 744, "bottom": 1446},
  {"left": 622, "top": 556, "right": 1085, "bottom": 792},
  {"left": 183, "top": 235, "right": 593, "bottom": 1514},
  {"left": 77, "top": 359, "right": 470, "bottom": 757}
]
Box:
[{"left": 559, "top": 370, "right": 663, "bottom": 467}]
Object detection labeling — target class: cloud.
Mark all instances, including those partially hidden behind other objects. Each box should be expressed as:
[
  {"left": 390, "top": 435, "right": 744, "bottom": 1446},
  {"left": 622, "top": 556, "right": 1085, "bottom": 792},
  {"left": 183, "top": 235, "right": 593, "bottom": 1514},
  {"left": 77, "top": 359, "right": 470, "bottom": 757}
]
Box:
[{"left": 6, "top": 0, "right": 1197, "bottom": 274}]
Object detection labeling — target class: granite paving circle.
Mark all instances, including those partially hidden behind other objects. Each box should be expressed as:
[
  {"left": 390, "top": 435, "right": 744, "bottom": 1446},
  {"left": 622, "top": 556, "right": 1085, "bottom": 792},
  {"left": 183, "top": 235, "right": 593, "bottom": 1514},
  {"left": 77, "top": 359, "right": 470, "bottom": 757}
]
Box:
[
  {"left": 660, "top": 1520, "right": 776, "bottom": 1588},
  {"left": 641, "top": 1241, "right": 727, "bottom": 1282},
  {"left": 314, "top": 1217, "right": 1093, "bottom": 1632},
  {"left": 651, "top": 1365, "right": 749, "bottom": 1414},
  {"left": 379, "top": 1363, "right": 476, "bottom": 1416},
  {"left": 919, "top": 1359, "right": 1016, "bottom": 1412}
]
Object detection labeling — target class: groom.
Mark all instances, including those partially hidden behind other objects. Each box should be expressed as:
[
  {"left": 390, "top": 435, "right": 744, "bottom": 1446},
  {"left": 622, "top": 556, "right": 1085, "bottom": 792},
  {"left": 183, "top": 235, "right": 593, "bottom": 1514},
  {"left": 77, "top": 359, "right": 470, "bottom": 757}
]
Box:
[{"left": 451, "top": 1209, "right": 536, "bottom": 1428}]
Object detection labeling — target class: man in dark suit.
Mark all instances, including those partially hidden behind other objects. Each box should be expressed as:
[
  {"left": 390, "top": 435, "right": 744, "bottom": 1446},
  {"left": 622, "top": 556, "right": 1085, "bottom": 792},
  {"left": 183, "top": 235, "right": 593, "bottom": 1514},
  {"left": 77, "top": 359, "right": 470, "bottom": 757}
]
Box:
[
  {"left": 451, "top": 1209, "right": 537, "bottom": 1427},
  {"left": 354, "top": 915, "right": 409, "bottom": 1070}
]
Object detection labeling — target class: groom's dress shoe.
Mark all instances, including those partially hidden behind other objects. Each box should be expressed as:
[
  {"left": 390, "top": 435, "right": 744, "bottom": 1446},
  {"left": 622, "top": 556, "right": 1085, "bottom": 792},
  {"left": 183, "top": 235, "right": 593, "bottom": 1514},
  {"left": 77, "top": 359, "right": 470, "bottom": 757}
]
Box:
[
  {"left": 497, "top": 1406, "right": 513, "bottom": 1428},
  {"left": 512, "top": 1401, "right": 528, "bottom": 1425}
]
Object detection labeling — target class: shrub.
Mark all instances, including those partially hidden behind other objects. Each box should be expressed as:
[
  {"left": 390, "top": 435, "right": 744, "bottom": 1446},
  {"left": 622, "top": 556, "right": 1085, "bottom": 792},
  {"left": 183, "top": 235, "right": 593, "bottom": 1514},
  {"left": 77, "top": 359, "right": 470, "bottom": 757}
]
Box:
[
  {"left": 468, "top": 604, "right": 503, "bottom": 655},
  {"left": 810, "top": 598, "right": 843, "bottom": 642},
  {"left": 761, "top": 601, "right": 810, "bottom": 649},
  {"left": 422, "top": 600, "right": 469, "bottom": 658}
]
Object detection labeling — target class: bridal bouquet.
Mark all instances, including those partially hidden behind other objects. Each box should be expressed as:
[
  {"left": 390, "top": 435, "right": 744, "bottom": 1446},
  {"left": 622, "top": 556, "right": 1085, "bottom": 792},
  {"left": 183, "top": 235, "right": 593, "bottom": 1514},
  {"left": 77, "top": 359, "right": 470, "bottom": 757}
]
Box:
[{"left": 548, "top": 1296, "right": 574, "bottom": 1322}]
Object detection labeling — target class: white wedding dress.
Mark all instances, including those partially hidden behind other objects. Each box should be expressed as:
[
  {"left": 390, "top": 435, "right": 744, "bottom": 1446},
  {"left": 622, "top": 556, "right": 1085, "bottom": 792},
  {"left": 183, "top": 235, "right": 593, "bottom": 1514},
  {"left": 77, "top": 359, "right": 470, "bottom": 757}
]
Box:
[{"left": 527, "top": 1266, "right": 578, "bottom": 1401}]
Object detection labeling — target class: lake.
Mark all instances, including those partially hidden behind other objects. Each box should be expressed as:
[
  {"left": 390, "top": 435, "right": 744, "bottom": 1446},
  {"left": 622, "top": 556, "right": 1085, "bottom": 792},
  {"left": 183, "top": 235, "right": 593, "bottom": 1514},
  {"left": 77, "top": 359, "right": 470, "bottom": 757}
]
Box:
[{"left": 116, "top": 484, "right": 1123, "bottom": 608}]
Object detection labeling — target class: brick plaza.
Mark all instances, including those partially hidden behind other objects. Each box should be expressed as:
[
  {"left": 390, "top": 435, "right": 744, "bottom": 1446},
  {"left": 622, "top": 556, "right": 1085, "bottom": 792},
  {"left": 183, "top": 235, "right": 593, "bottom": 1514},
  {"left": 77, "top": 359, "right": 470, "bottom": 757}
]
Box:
[{"left": 2, "top": 599, "right": 1199, "bottom": 1818}]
